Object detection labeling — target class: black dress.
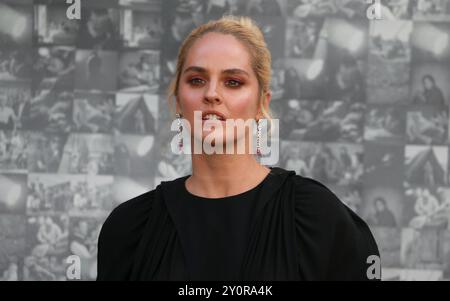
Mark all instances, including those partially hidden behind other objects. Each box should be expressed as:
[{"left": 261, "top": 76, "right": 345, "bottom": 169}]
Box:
[{"left": 97, "top": 167, "right": 380, "bottom": 281}]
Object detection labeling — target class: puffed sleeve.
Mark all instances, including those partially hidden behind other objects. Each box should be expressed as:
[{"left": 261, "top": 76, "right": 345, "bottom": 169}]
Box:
[
  {"left": 97, "top": 190, "right": 155, "bottom": 281},
  {"left": 294, "top": 176, "right": 380, "bottom": 281}
]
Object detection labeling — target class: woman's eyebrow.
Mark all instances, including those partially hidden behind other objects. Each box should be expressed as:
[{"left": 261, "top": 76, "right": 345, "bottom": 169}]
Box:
[
  {"left": 182, "top": 66, "right": 250, "bottom": 77},
  {"left": 223, "top": 68, "right": 249, "bottom": 77}
]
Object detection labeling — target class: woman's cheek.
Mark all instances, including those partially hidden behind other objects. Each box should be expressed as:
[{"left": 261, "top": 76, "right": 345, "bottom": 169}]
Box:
[
  {"left": 180, "top": 87, "right": 203, "bottom": 108},
  {"left": 225, "top": 91, "right": 258, "bottom": 116}
]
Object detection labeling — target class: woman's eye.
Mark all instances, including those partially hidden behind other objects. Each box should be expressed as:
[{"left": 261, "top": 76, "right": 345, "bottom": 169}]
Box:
[
  {"left": 226, "top": 79, "right": 242, "bottom": 87},
  {"left": 188, "top": 78, "right": 205, "bottom": 86}
]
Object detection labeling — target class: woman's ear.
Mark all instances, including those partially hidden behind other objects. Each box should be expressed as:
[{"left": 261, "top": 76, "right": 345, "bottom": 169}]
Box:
[
  {"left": 257, "top": 91, "right": 272, "bottom": 120},
  {"left": 175, "top": 96, "right": 182, "bottom": 115}
]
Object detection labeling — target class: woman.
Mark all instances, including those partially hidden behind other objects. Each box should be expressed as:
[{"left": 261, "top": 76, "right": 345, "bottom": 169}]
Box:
[
  {"left": 422, "top": 75, "right": 446, "bottom": 108},
  {"left": 97, "top": 16, "right": 379, "bottom": 281},
  {"left": 368, "top": 197, "right": 397, "bottom": 228}
]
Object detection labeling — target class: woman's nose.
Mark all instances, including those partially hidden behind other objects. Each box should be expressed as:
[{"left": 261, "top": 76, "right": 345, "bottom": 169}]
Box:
[{"left": 204, "top": 81, "right": 222, "bottom": 104}]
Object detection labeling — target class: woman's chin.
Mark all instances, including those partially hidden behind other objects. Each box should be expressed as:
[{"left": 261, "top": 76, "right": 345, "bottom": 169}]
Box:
[{"left": 191, "top": 134, "right": 248, "bottom": 153}]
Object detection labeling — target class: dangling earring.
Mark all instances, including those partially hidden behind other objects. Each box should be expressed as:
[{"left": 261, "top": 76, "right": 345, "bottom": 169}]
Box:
[
  {"left": 256, "top": 119, "right": 262, "bottom": 156},
  {"left": 176, "top": 113, "right": 183, "bottom": 151}
]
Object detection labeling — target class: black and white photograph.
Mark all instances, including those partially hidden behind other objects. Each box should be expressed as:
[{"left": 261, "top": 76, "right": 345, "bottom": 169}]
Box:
[
  {"left": 0, "top": 1, "right": 33, "bottom": 48},
  {"left": 161, "top": 0, "right": 204, "bottom": 59},
  {"left": 0, "top": 214, "right": 26, "bottom": 281},
  {"left": 406, "top": 105, "right": 448, "bottom": 145},
  {"left": 120, "top": 0, "right": 163, "bottom": 49},
  {"left": 401, "top": 224, "right": 449, "bottom": 271},
  {"left": 27, "top": 173, "right": 114, "bottom": 218},
  {"left": 413, "top": 0, "right": 450, "bottom": 21},
  {"left": 378, "top": 0, "right": 414, "bottom": 19},
  {"left": 119, "top": 0, "right": 157, "bottom": 4},
  {"left": 118, "top": 50, "right": 160, "bottom": 93},
  {"left": 280, "top": 140, "right": 317, "bottom": 177},
  {"left": 74, "top": 50, "right": 118, "bottom": 92},
  {"left": 0, "top": 48, "right": 33, "bottom": 82},
  {"left": 269, "top": 60, "right": 286, "bottom": 101},
  {"left": 274, "top": 99, "right": 365, "bottom": 143},
  {"left": 286, "top": 0, "right": 368, "bottom": 19},
  {"left": 404, "top": 145, "right": 448, "bottom": 187},
  {"left": 382, "top": 268, "right": 445, "bottom": 281},
  {"left": 203, "top": 0, "right": 247, "bottom": 19},
  {"left": 159, "top": 0, "right": 204, "bottom": 90},
  {"left": 410, "top": 62, "right": 450, "bottom": 107},
  {"left": 0, "top": 82, "right": 32, "bottom": 131},
  {"left": 239, "top": 0, "right": 286, "bottom": 17},
  {"left": 77, "top": 5, "right": 121, "bottom": 50},
  {"left": 285, "top": 17, "right": 325, "bottom": 59},
  {"left": 65, "top": 175, "right": 114, "bottom": 218},
  {"left": 363, "top": 142, "right": 405, "bottom": 186},
  {"left": 115, "top": 133, "right": 156, "bottom": 179},
  {"left": 364, "top": 104, "right": 406, "bottom": 145},
  {"left": 281, "top": 140, "right": 363, "bottom": 186},
  {"left": 73, "top": 91, "right": 114, "bottom": 133},
  {"left": 0, "top": 130, "right": 29, "bottom": 172},
  {"left": 253, "top": 16, "right": 286, "bottom": 59},
  {"left": 153, "top": 150, "right": 192, "bottom": 185},
  {"left": 114, "top": 93, "right": 158, "bottom": 135},
  {"left": 0, "top": 172, "right": 28, "bottom": 214},
  {"left": 370, "top": 227, "right": 402, "bottom": 268},
  {"left": 34, "top": 2, "right": 80, "bottom": 46},
  {"left": 367, "top": 20, "right": 412, "bottom": 104},
  {"left": 27, "top": 132, "right": 67, "bottom": 173},
  {"left": 320, "top": 142, "right": 364, "bottom": 185},
  {"left": 442, "top": 231, "right": 450, "bottom": 279},
  {"left": 25, "top": 88, "right": 73, "bottom": 133},
  {"left": 324, "top": 18, "right": 368, "bottom": 103},
  {"left": 153, "top": 150, "right": 191, "bottom": 185},
  {"left": 403, "top": 186, "right": 450, "bottom": 229},
  {"left": 27, "top": 173, "right": 70, "bottom": 215},
  {"left": 412, "top": 21, "right": 450, "bottom": 63},
  {"left": 152, "top": 126, "right": 191, "bottom": 185},
  {"left": 362, "top": 185, "right": 404, "bottom": 229},
  {"left": 57, "top": 133, "right": 114, "bottom": 175},
  {"left": 33, "top": 46, "right": 75, "bottom": 90},
  {"left": 271, "top": 58, "right": 326, "bottom": 100},
  {"left": 69, "top": 217, "right": 104, "bottom": 281},
  {"left": 24, "top": 213, "right": 69, "bottom": 281}
]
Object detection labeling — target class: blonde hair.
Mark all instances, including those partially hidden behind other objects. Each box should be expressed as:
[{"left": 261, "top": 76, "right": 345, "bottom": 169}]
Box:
[{"left": 167, "top": 15, "right": 273, "bottom": 122}]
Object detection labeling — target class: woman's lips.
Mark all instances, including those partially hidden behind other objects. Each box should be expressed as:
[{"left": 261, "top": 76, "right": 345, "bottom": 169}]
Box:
[
  {"left": 202, "top": 119, "right": 226, "bottom": 127},
  {"left": 201, "top": 111, "right": 226, "bottom": 120}
]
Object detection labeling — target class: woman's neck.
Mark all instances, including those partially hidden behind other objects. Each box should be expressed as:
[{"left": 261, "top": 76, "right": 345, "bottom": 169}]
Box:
[{"left": 185, "top": 154, "right": 270, "bottom": 199}]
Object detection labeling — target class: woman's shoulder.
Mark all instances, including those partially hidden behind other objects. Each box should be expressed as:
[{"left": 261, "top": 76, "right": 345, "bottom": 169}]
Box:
[
  {"left": 291, "top": 173, "right": 374, "bottom": 233},
  {"left": 115, "top": 189, "right": 156, "bottom": 215},
  {"left": 290, "top": 174, "right": 380, "bottom": 280},
  {"left": 97, "top": 189, "right": 159, "bottom": 280},
  {"left": 100, "top": 189, "right": 156, "bottom": 238},
  {"left": 99, "top": 175, "right": 188, "bottom": 235},
  {"left": 291, "top": 174, "right": 351, "bottom": 218}
]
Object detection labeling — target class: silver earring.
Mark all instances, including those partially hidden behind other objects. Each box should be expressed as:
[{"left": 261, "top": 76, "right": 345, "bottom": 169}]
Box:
[
  {"left": 176, "top": 113, "right": 183, "bottom": 151},
  {"left": 256, "top": 119, "right": 261, "bottom": 156}
]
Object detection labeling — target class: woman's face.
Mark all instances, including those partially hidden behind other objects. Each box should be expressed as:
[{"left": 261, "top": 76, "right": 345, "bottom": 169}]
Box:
[
  {"left": 423, "top": 77, "right": 434, "bottom": 90},
  {"left": 177, "top": 32, "right": 267, "bottom": 151},
  {"left": 375, "top": 200, "right": 385, "bottom": 212}
]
